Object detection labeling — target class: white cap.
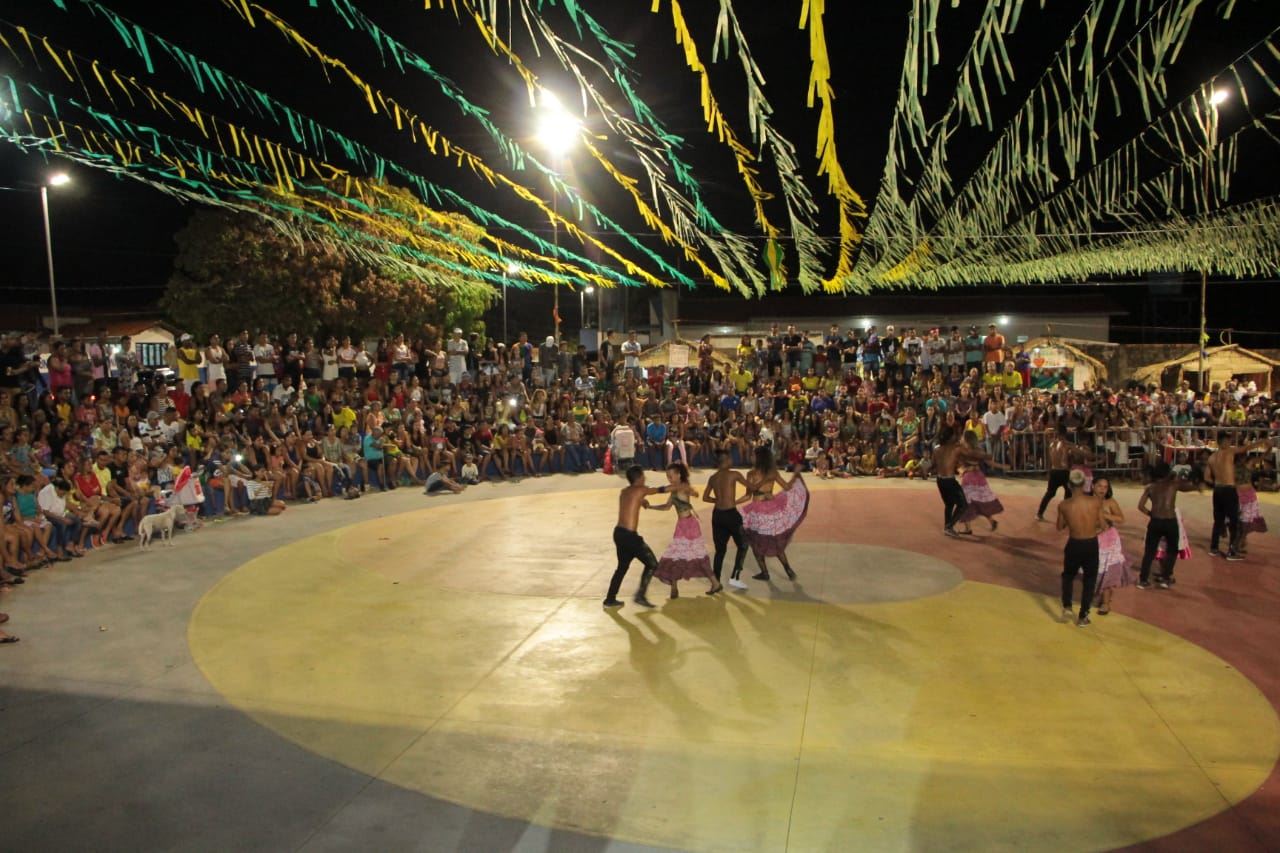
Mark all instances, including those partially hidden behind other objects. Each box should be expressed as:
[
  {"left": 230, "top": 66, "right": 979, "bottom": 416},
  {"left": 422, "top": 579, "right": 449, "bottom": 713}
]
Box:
[{"left": 545, "top": 336, "right": 555, "bottom": 346}]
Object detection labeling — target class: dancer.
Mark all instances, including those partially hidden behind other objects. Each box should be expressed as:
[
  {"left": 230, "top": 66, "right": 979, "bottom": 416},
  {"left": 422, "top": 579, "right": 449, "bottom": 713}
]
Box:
[
  {"left": 1037, "top": 424, "right": 1092, "bottom": 520},
  {"left": 1137, "top": 461, "right": 1199, "bottom": 590},
  {"left": 1204, "top": 432, "right": 1271, "bottom": 560},
  {"left": 934, "top": 426, "right": 991, "bottom": 538},
  {"left": 740, "top": 446, "right": 808, "bottom": 582},
  {"left": 1237, "top": 463, "right": 1268, "bottom": 555},
  {"left": 1058, "top": 469, "right": 1102, "bottom": 627},
  {"left": 649, "top": 464, "right": 722, "bottom": 598},
  {"left": 604, "top": 465, "right": 668, "bottom": 609},
  {"left": 1092, "top": 477, "right": 1132, "bottom": 615},
  {"left": 703, "top": 449, "right": 750, "bottom": 589},
  {"left": 955, "top": 430, "right": 1008, "bottom": 534}
]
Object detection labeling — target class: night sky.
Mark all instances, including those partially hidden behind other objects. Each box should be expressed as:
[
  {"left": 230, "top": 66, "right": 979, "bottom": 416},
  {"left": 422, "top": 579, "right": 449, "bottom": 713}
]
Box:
[{"left": 1, "top": 1, "right": 1277, "bottom": 344}]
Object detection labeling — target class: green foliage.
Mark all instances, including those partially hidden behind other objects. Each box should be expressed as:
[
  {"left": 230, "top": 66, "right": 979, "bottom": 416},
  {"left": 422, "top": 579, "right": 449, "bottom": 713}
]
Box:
[{"left": 161, "top": 208, "right": 492, "bottom": 340}]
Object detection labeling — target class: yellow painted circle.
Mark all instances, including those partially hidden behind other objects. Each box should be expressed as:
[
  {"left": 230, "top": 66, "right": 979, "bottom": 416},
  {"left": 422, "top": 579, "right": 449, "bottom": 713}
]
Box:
[{"left": 190, "top": 490, "right": 1280, "bottom": 851}]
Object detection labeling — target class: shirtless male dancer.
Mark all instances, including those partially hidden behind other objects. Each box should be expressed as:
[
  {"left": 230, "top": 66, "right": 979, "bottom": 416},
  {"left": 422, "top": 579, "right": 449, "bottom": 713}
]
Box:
[
  {"left": 934, "top": 425, "right": 995, "bottom": 537},
  {"left": 703, "top": 449, "right": 750, "bottom": 589},
  {"left": 1204, "top": 431, "right": 1273, "bottom": 560},
  {"left": 604, "top": 465, "right": 670, "bottom": 609},
  {"left": 1037, "top": 424, "right": 1092, "bottom": 521},
  {"left": 1058, "top": 469, "right": 1103, "bottom": 627},
  {"left": 1137, "top": 460, "right": 1200, "bottom": 589}
]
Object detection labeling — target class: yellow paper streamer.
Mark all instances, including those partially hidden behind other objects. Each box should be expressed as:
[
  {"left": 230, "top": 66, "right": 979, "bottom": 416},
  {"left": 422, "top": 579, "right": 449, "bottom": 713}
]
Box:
[{"left": 800, "top": 0, "right": 868, "bottom": 292}]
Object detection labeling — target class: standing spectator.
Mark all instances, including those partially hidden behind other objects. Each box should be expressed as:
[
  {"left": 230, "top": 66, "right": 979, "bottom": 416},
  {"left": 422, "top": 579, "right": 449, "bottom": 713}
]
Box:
[
  {"left": 600, "top": 329, "right": 618, "bottom": 370},
  {"left": 231, "top": 330, "right": 255, "bottom": 392},
  {"left": 964, "top": 325, "right": 984, "bottom": 374},
  {"left": 253, "top": 333, "right": 277, "bottom": 390},
  {"left": 621, "top": 331, "right": 643, "bottom": 378},
  {"left": 539, "top": 336, "right": 559, "bottom": 386},
  {"left": 861, "top": 325, "right": 881, "bottom": 377},
  {"left": 175, "top": 334, "right": 202, "bottom": 393},
  {"left": 87, "top": 329, "right": 109, "bottom": 393},
  {"left": 983, "top": 323, "right": 1006, "bottom": 373},
  {"left": 205, "top": 334, "right": 229, "bottom": 390},
  {"left": 114, "top": 336, "right": 139, "bottom": 392},
  {"left": 447, "top": 328, "right": 469, "bottom": 386}
]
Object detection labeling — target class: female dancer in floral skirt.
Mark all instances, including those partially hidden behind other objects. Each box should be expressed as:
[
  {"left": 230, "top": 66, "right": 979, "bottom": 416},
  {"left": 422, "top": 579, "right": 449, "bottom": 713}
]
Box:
[
  {"left": 1092, "top": 477, "right": 1133, "bottom": 615},
  {"left": 649, "top": 463, "right": 722, "bottom": 598},
  {"left": 740, "top": 446, "right": 809, "bottom": 582},
  {"left": 956, "top": 431, "right": 1008, "bottom": 533}
]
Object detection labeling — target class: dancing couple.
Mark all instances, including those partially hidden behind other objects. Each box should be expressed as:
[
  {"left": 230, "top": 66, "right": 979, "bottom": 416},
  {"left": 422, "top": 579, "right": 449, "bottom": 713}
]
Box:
[{"left": 604, "top": 447, "right": 808, "bottom": 607}]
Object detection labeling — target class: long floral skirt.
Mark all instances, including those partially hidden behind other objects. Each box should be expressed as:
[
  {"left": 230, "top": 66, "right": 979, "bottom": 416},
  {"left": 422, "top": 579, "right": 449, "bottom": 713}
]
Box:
[
  {"left": 741, "top": 475, "right": 809, "bottom": 557},
  {"left": 656, "top": 514, "right": 712, "bottom": 582}
]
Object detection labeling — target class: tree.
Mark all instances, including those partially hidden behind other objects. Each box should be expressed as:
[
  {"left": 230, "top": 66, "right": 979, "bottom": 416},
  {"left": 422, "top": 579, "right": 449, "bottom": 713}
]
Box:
[{"left": 161, "top": 188, "right": 493, "bottom": 341}]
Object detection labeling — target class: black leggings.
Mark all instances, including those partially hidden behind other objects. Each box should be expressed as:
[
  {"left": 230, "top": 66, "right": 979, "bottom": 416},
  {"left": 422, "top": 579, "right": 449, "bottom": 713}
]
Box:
[
  {"left": 607, "top": 526, "right": 657, "bottom": 602},
  {"left": 937, "top": 477, "right": 967, "bottom": 529},
  {"left": 1210, "top": 485, "right": 1241, "bottom": 553},
  {"left": 1038, "top": 469, "right": 1073, "bottom": 516},
  {"left": 712, "top": 508, "right": 747, "bottom": 581},
  {"left": 1062, "top": 536, "right": 1099, "bottom": 617},
  {"left": 1139, "top": 517, "right": 1180, "bottom": 582}
]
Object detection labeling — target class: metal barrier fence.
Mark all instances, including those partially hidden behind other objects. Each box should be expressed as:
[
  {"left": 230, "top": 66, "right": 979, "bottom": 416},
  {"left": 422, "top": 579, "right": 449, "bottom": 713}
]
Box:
[{"left": 997, "top": 424, "right": 1279, "bottom": 478}]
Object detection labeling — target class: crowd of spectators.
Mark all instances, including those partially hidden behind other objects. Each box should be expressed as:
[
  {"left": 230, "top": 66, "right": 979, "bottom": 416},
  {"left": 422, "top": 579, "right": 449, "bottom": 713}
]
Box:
[{"left": 2, "top": 320, "right": 1277, "bottom": 642}]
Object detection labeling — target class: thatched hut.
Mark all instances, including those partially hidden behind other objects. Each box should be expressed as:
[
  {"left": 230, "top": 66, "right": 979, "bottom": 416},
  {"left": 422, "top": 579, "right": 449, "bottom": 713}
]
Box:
[
  {"left": 634, "top": 339, "right": 736, "bottom": 373},
  {"left": 1020, "top": 337, "right": 1109, "bottom": 390},
  {"left": 1133, "top": 344, "right": 1280, "bottom": 394}
]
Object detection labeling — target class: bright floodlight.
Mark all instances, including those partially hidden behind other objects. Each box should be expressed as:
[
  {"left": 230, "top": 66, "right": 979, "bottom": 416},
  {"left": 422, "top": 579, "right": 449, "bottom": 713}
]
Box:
[
  {"left": 47, "top": 172, "right": 71, "bottom": 187},
  {"left": 1210, "top": 88, "right": 1230, "bottom": 106},
  {"left": 584, "top": 286, "right": 596, "bottom": 294},
  {"left": 997, "top": 315, "right": 1010, "bottom": 325},
  {"left": 536, "top": 90, "right": 579, "bottom": 156},
  {"left": 505, "top": 262, "right": 520, "bottom": 275}
]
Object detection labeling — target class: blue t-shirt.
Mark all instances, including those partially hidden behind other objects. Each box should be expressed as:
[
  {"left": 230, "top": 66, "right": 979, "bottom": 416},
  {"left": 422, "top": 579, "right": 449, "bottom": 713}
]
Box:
[
  {"left": 362, "top": 433, "right": 384, "bottom": 461},
  {"left": 645, "top": 422, "right": 668, "bottom": 444}
]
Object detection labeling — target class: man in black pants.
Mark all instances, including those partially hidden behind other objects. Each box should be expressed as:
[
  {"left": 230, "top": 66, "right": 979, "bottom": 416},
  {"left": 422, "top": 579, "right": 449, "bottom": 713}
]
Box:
[
  {"left": 1037, "top": 424, "right": 1090, "bottom": 520},
  {"left": 933, "top": 425, "right": 995, "bottom": 537},
  {"left": 1205, "top": 432, "right": 1272, "bottom": 560},
  {"left": 702, "top": 450, "right": 750, "bottom": 588},
  {"left": 1058, "top": 470, "right": 1102, "bottom": 627},
  {"left": 1137, "top": 461, "right": 1199, "bottom": 589},
  {"left": 604, "top": 465, "right": 667, "bottom": 609}
]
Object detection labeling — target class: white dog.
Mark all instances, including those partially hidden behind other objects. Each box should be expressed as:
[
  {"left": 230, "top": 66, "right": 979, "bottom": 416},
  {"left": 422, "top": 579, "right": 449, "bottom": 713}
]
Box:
[{"left": 138, "top": 505, "right": 180, "bottom": 549}]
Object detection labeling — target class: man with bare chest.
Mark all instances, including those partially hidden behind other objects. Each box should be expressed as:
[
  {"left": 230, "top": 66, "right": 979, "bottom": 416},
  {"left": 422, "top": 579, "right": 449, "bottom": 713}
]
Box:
[
  {"left": 703, "top": 450, "right": 750, "bottom": 588},
  {"left": 604, "top": 465, "right": 669, "bottom": 609},
  {"left": 1137, "top": 461, "right": 1200, "bottom": 588},
  {"left": 934, "top": 426, "right": 992, "bottom": 537},
  {"left": 1037, "top": 424, "right": 1090, "bottom": 520},
  {"left": 1204, "top": 432, "right": 1273, "bottom": 560},
  {"left": 1058, "top": 469, "right": 1103, "bottom": 627}
]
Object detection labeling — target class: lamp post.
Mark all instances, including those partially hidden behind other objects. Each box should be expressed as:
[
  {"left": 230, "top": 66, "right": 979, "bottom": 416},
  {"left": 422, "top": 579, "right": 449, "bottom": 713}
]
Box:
[
  {"left": 41, "top": 172, "right": 71, "bottom": 336},
  {"left": 580, "top": 285, "right": 595, "bottom": 331},
  {"left": 535, "top": 90, "right": 579, "bottom": 342},
  {"left": 1198, "top": 86, "right": 1229, "bottom": 395},
  {"left": 503, "top": 262, "right": 519, "bottom": 344}
]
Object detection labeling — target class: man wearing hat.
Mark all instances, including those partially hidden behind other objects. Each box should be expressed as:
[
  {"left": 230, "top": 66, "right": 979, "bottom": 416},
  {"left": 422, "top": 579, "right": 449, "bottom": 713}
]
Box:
[
  {"left": 539, "top": 336, "right": 559, "bottom": 387},
  {"left": 175, "top": 333, "right": 202, "bottom": 393},
  {"left": 446, "top": 328, "right": 469, "bottom": 386}
]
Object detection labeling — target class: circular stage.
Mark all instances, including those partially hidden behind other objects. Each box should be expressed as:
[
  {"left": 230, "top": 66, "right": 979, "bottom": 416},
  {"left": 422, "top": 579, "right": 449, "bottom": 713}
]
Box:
[{"left": 189, "top": 481, "right": 1280, "bottom": 851}]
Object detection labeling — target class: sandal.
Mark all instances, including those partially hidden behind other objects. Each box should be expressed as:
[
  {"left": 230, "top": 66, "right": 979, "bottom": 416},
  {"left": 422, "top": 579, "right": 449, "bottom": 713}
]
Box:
[{"left": 0, "top": 634, "right": 19, "bottom": 644}]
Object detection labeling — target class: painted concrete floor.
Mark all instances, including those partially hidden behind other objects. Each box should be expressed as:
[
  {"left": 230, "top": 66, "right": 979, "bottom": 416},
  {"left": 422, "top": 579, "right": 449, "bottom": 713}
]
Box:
[{"left": 1, "top": 473, "right": 1278, "bottom": 852}]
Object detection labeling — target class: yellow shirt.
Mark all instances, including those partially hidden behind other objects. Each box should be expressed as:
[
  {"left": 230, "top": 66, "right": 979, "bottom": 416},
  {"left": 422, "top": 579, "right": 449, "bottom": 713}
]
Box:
[
  {"left": 1002, "top": 372, "right": 1024, "bottom": 392},
  {"left": 801, "top": 375, "right": 821, "bottom": 393},
  {"left": 966, "top": 419, "right": 987, "bottom": 441},
  {"left": 94, "top": 464, "right": 114, "bottom": 494},
  {"left": 332, "top": 407, "right": 357, "bottom": 430},
  {"left": 730, "top": 369, "right": 753, "bottom": 393},
  {"left": 177, "top": 346, "right": 201, "bottom": 380}
]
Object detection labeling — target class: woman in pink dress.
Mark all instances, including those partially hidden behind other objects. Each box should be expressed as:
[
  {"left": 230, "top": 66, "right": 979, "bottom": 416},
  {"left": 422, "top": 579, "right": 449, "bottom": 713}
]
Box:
[
  {"left": 956, "top": 432, "right": 1008, "bottom": 533},
  {"left": 1238, "top": 462, "right": 1267, "bottom": 555},
  {"left": 741, "top": 446, "right": 808, "bottom": 582},
  {"left": 1092, "top": 477, "right": 1133, "bottom": 615},
  {"left": 649, "top": 463, "right": 721, "bottom": 598}
]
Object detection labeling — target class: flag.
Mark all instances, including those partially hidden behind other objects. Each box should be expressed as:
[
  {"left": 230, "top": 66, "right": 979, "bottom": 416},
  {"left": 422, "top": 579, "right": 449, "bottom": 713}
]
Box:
[{"left": 763, "top": 237, "right": 787, "bottom": 289}]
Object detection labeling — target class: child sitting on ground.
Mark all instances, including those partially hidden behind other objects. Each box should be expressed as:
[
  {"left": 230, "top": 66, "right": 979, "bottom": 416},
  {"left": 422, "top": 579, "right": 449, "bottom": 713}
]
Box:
[{"left": 459, "top": 454, "right": 480, "bottom": 485}]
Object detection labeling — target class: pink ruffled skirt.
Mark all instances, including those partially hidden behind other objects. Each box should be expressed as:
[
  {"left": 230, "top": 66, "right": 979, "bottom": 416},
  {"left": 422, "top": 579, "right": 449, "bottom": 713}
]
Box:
[
  {"left": 1095, "top": 526, "right": 1134, "bottom": 592},
  {"left": 958, "top": 469, "right": 1003, "bottom": 522},
  {"left": 1239, "top": 486, "right": 1268, "bottom": 534},
  {"left": 656, "top": 514, "right": 712, "bottom": 582},
  {"left": 741, "top": 476, "right": 809, "bottom": 557}
]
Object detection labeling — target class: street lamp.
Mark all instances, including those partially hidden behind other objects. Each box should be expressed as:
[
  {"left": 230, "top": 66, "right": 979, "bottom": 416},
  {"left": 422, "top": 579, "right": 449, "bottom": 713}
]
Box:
[
  {"left": 1198, "top": 86, "right": 1231, "bottom": 394},
  {"left": 535, "top": 89, "right": 580, "bottom": 341},
  {"left": 503, "top": 262, "right": 520, "bottom": 343},
  {"left": 580, "top": 285, "right": 595, "bottom": 331},
  {"left": 41, "top": 172, "right": 71, "bottom": 335}
]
